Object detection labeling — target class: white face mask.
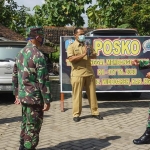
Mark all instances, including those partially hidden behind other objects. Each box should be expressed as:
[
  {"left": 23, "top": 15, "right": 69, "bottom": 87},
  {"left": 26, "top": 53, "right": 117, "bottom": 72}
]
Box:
[{"left": 78, "top": 35, "right": 85, "bottom": 42}]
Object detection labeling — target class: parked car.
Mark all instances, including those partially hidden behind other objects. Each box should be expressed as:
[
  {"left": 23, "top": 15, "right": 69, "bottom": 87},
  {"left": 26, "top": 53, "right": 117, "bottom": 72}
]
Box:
[
  {"left": 85, "top": 28, "right": 138, "bottom": 36},
  {"left": 0, "top": 40, "right": 26, "bottom": 92},
  {"left": 84, "top": 28, "right": 141, "bottom": 98},
  {"left": 0, "top": 39, "right": 53, "bottom": 92}
]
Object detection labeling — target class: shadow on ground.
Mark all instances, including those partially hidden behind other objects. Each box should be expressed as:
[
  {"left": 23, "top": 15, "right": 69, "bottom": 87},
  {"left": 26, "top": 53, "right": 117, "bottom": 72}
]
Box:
[
  {"left": 38, "top": 136, "right": 121, "bottom": 150},
  {"left": 80, "top": 107, "right": 133, "bottom": 119},
  {"left": 83, "top": 100, "right": 149, "bottom": 109},
  {"left": 82, "top": 92, "right": 150, "bottom": 109},
  {"left": 63, "top": 92, "right": 150, "bottom": 113},
  {"left": 0, "top": 115, "right": 50, "bottom": 124},
  {"left": 96, "top": 92, "right": 150, "bottom": 101},
  {"left": 0, "top": 93, "right": 15, "bottom": 104}
]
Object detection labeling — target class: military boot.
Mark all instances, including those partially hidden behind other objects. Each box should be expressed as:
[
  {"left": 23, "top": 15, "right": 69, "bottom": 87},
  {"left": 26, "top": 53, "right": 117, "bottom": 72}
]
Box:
[
  {"left": 133, "top": 127, "right": 150, "bottom": 144},
  {"left": 23, "top": 148, "right": 36, "bottom": 150},
  {"left": 22, "top": 143, "right": 36, "bottom": 150},
  {"left": 19, "top": 145, "right": 24, "bottom": 150},
  {"left": 19, "top": 140, "right": 24, "bottom": 150}
]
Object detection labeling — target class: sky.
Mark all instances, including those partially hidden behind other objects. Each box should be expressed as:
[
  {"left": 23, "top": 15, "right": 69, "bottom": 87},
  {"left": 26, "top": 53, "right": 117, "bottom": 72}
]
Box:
[{"left": 13, "top": 0, "right": 96, "bottom": 27}]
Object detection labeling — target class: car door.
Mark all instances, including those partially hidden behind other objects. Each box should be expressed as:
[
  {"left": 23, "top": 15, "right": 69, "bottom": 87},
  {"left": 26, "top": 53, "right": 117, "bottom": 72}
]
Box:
[{"left": 0, "top": 42, "right": 26, "bottom": 92}]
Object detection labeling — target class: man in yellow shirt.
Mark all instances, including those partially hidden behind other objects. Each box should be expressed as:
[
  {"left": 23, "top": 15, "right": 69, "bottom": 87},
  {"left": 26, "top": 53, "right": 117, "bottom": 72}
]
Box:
[{"left": 67, "top": 27, "right": 103, "bottom": 122}]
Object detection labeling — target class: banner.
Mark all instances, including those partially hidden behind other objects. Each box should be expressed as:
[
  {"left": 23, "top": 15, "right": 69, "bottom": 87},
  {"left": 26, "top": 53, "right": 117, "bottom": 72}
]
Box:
[{"left": 60, "top": 36, "right": 150, "bottom": 93}]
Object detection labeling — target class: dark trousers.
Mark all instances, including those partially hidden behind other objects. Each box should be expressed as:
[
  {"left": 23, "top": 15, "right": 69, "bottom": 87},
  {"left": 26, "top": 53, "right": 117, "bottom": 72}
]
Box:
[{"left": 20, "top": 104, "right": 44, "bottom": 149}]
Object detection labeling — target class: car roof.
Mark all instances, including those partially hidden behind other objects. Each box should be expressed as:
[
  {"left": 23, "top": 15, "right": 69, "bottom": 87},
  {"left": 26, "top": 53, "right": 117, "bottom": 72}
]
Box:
[
  {"left": 86, "top": 28, "right": 138, "bottom": 35},
  {"left": 0, "top": 41, "right": 27, "bottom": 45}
]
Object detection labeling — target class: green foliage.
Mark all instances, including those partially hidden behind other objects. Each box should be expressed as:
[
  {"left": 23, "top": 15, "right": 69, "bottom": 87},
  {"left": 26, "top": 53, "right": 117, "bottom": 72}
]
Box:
[
  {"left": 52, "top": 50, "right": 60, "bottom": 62},
  {"left": 0, "top": 0, "right": 30, "bottom": 36},
  {"left": 31, "top": 0, "right": 92, "bottom": 27},
  {"left": 0, "top": 0, "right": 5, "bottom": 7},
  {"left": 123, "top": 1, "right": 150, "bottom": 35},
  {"left": 52, "top": 45, "right": 60, "bottom": 62},
  {"left": 1, "top": 0, "right": 150, "bottom": 38},
  {"left": 87, "top": 0, "right": 124, "bottom": 28},
  {"left": 87, "top": 0, "right": 150, "bottom": 35}
]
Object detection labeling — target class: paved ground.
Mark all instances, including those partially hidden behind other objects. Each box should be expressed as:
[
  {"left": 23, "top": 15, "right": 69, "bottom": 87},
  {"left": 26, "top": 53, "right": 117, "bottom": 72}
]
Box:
[{"left": 1, "top": 92, "right": 150, "bottom": 150}]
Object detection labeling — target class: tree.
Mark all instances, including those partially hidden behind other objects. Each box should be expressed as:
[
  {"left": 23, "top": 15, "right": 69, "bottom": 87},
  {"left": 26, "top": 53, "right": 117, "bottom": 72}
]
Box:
[
  {"left": 87, "top": 0, "right": 126, "bottom": 28},
  {"left": 0, "top": 0, "right": 5, "bottom": 6},
  {"left": 123, "top": 0, "right": 150, "bottom": 35},
  {"left": 31, "top": 0, "right": 92, "bottom": 27},
  {"left": 0, "top": 0, "right": 31, "bottom": 36},
  {"left": 86, "top": 0, "right": 150, "bottom": 35},
  {"left": 86, "top": 4, "right": 102, "bottom": 28}
]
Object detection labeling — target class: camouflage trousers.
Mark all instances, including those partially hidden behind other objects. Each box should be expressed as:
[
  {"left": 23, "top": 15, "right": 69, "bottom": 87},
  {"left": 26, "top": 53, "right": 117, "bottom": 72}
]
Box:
[
  {"left": 20, "top": 104, "right": 44, "bottom": 149},
  {"left": 147, "top": 108, "right": 150, "bottom": 127}
]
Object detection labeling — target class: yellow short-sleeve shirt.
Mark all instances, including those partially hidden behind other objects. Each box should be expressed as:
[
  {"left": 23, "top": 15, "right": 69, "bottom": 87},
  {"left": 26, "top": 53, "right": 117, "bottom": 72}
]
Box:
[{"left": 67, "top": 40, "right": 95, "bottom": 77}]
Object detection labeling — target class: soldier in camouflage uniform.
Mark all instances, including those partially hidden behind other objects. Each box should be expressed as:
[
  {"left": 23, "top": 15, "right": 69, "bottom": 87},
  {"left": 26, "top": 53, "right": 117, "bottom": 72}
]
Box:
[
  {"left": 132, "top": 59, "right": 150, "bottom": 144},
  {"left": 12, "top": 26, "right": 51, "bottom": 150}
]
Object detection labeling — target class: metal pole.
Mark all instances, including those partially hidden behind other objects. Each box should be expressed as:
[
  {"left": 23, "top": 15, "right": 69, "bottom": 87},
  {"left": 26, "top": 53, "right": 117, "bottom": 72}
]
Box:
[{"left": 60, "top": 93, "right": 64, "bottom": 112}]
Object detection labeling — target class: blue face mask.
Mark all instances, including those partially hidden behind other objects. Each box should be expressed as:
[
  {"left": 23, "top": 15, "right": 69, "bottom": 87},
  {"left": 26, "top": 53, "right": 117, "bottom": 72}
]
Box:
[
  {"left": 36, "top": 36, "right": 45, "bottom": 46},
  {"left": 26, "top": 37, "right": 44, "bottom": 46},
  {"left": 40, "top": 37, "right": 44, "bottom": 46},
  {"left": 78, "top": 35, "right": 85, "bottom": 42},
  {"left": 26, "top": 37, "right": 33, "bottom": 41}
]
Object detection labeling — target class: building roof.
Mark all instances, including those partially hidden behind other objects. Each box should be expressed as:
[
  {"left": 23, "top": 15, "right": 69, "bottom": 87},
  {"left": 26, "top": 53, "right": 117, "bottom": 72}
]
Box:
[
  {"left": 0, "top": 24, "right": 56, "bottom": 53},
  {"left": 0, "top": 24, "right": 26, "bottom": 41},
  {"left": 44, "top": 26, "right": 93, "bottom": 44}
]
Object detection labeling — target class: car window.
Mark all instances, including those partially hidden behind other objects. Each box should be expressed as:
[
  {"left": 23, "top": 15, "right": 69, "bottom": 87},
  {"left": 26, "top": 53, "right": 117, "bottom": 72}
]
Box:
[
  {"left": 0, "top": 45, "right": 24, "bottom": 60},
  {"left": 86, "top": 30, "right": 138, "bottom": 36},
  {"left": 93, "top": 32, "right": 137, "bottom": 36}
]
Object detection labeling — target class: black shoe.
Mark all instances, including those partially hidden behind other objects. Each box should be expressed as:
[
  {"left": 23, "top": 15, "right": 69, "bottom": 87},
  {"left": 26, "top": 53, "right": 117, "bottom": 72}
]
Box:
[
  {"left": 19, "top": 144, "right": 36, "bottom": 150},
  {"left": 92, "top": 115, "right": 103, "bottom": 120},
  {"left": 73, "top": 117, "right": 81, "bottom": 122},
  {"left": 24, "top": 148, "right": 36, "bottom": 150},
  {"left": 19, "top": 145, "right": 24, "bottom": 150},
  {"left": 133, "top": 127, "right": 150, "bottom": 144},
  {"left": 19, "top": 140, "right": 24, "bottom": 150}
]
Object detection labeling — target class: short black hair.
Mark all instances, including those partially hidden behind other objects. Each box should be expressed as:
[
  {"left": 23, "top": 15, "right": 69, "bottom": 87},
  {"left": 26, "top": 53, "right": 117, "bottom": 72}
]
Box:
[{"left": 74, "top": 27, "right": 84, "bottom": 34}]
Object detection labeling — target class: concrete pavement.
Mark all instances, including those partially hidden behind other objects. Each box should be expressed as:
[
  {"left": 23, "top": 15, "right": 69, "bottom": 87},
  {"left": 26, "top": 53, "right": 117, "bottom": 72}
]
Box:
[{"left": 0, "top": 92, "right": 150, "bottom": 150}]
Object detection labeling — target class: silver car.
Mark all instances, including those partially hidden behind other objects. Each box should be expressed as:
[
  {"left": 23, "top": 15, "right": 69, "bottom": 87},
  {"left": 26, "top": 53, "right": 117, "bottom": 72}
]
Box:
[
  {"left": 85, "top": 28, "right": 138, "bottom": 36},
  {"left": 0, "top": 40, "right": 26, "bottom": 92}
]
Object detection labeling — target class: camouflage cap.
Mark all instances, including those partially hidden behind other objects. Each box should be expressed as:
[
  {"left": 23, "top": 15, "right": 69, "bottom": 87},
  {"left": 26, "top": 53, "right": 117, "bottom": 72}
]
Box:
[{"left": 26, "top": 26, "right": 44, "bottom": 38}]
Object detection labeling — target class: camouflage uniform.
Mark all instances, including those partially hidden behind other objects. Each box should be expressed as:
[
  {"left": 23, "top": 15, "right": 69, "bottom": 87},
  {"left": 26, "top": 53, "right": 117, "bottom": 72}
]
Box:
[
  {"left": 12, "top": 41, "right": 51, "bottom": 150},
  {"left": 138, "top": 60, "right": 150, "bottom": 127},
  {"left": 133, "top": 60, "right": 150, "bottom": 145}
]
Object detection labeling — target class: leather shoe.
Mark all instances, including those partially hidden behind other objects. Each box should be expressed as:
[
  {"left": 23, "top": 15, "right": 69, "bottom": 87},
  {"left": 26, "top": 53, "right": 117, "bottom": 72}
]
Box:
[
  {"left": 92, "top": 115, "right": 103, "bottom": 120},
  {"left": 73, "top": 117, "right": 81, "bottom": 122},
  {"left": 19, "top": 140, "right": 24, "bottom": 150},
  {"left": 24, "top": 148, "right": 36, "bottom": 150},
  {"left": 133, "top": 128, "right": 150, "bottom": 144},
  {"left": 19, "top": 145, "right": 24, "bottom": 150}
]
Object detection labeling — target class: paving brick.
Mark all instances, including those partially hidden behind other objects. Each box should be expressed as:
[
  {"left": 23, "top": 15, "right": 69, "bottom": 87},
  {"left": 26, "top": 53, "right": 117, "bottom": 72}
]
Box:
[{"left": 1, "top": 91, "right": 150, "bottom": 149}]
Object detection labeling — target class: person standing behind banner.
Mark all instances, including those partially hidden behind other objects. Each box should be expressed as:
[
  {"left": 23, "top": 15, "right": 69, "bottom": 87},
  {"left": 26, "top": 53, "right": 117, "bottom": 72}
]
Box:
[
  {"left": 67, "top": 27, "right": 103, "bottom": 122},
  {"left": 12, "top": 26, "right": 51, "bottom": 150},
  {"left": 132, "top": 59, "right": 150, "bottom": 144}
]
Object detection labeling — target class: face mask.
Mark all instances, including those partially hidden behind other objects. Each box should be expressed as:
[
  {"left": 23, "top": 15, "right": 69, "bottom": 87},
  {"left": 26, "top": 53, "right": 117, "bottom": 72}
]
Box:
[
  {"left": 27, "top": 36, "right": 44, "bottom": 46},
  {"left": 36, "top": 36, "right": 45, "bottom": 46},
  {"left": 26, "top": 37, "right": 33, "bottom": 41},
  {"left": 78, "top": 35, "right": 85, "bottom": 42},
  {"left": 40, "top": 37, "right": 45, "bottom": 46}
]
